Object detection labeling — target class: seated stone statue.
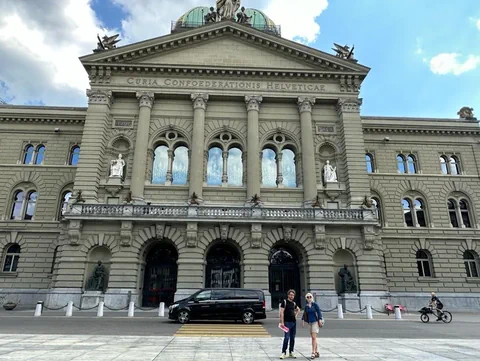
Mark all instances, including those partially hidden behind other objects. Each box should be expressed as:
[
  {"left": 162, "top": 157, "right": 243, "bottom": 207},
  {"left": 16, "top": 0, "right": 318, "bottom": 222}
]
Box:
[
  {"left": 204, "top": 7, "right": 217, "bottom": 23},
  {"left": 86, "top": 260, "right": 107, "bottom": 292},
  {"left": 338, "top": 264, "right": 356, "bottom": 293}
]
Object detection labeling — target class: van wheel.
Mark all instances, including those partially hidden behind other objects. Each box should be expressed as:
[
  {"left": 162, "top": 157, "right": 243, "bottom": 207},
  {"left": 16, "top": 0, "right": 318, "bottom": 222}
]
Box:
[
  {"left": 178, "top": 310, "right": 190, "bottom": 324},
  {"left": 242, "top": 311, "right": 254, "bottom": 324}
]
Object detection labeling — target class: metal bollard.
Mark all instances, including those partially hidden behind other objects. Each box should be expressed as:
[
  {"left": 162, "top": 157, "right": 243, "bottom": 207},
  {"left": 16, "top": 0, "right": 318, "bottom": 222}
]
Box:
[
  {"left": 366, "top": 305, "right": 373, "bottom": 319},
  {"left": 34, "top": 301, "right": 43, "bottom": 317},
  {"left": 337, "top": 304, "right": 344, "bottom": 319},
  {"left": 158, "top": 302, "right": 165, "bottom": 317},
  {"left": 394, "top": 305, "right": 402, "bottom": 320},
  {"left": 97, "top": 301, "right": 104, "bottom": 317},
  {"left": 65, "top": 301, "right": 73, "bottom": 317},
  {"left": 128, "top": 301, "right": 135, "bottom": 317}
]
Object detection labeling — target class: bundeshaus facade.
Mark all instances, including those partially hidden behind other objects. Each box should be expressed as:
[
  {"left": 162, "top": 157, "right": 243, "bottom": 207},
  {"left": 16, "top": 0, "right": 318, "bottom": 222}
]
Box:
[{"left": 1, "top": 5, "right": 480, "bottom": 311}]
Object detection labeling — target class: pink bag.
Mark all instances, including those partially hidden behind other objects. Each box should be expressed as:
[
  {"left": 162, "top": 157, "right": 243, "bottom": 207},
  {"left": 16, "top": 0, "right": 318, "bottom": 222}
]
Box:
[{"left": 278, "top": 324, "right": 289, "bottom": 333}]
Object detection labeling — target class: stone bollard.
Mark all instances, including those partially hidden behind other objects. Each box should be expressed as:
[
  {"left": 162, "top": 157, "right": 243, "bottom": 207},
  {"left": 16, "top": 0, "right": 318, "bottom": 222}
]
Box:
[
  {"left": 158, "top": 302, "right": 165, "bottom": 317},
  {"left": 34, "top": 301, "right": 43, "bottom": 317},
  {"left": 337, "top": 304, "right": 344, "bottom": 319},
  {"left": 394, "top": 305, "right": 402, "bottom": 320},
  {"left": 97, "top": 301, "right": 104, "bottom": 317},
  {"left": 128, "top": 301, "right": 135, "bottom": 317},
  {"left": 366, "top": 305, "right": 373, "bottom": 320},
  {"left": 65, "top": 301, "right": 73, "bottom": 317}
]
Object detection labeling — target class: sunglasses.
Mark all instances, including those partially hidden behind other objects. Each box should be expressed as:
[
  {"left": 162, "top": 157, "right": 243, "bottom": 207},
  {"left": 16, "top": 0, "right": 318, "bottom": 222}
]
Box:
[{"left": 306, "top": 296, "right": 312, "bottom": 299}]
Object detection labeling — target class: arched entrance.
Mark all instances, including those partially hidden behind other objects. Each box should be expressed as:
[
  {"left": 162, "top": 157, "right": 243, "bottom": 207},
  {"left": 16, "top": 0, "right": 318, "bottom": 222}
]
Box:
[
  {"left": 269, "top": 245, "right": 301, "bottom": 307},
  {"left": 205, "top": 242, "right": 241, "bottom": 288},
  {"left": 333, "top": 249, "right": 358, "bottom": 295},
  {"left": 142, "top": 242, "right": 178, "bottom": 307}
]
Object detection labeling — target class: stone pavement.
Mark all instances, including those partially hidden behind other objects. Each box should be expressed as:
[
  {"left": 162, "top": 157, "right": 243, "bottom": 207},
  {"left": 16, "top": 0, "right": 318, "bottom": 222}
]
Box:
[{"left": 0, "top": 334, "right": 479, "bottom": 361}]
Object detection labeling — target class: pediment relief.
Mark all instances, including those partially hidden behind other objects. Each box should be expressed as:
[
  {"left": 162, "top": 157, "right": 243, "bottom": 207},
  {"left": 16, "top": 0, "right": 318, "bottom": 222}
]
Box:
[{"left": 81, "top": 22, "right": 369, "bottom": 75}]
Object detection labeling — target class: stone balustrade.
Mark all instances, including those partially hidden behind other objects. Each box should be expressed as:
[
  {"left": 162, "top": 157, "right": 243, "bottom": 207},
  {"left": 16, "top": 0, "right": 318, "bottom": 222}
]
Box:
[{"left": 67, "top": 204, "right": 377, "bottom": 224}]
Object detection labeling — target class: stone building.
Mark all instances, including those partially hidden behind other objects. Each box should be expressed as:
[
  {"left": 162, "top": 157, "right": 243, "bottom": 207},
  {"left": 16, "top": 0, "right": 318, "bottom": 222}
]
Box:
[{"left": 1, "top": 6, "right": 479, "bottom": 311}]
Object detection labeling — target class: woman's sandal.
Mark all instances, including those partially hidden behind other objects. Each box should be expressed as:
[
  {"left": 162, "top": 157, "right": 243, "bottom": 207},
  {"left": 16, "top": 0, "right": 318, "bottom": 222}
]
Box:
[
  {"left": 315, "top": 352, "right": 320, "bottom": 358},
  {"left": 311, "top": 353, "right": 316, "bottom": 359}
]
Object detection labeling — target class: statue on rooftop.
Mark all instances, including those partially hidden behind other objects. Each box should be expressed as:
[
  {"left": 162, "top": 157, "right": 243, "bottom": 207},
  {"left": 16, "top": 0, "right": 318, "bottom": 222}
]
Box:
[
  {"left": 94, "top": 34, "right": 121, "bottom": 52},
  {"left": 217, "top": 0, "right": 241, "bottom": 20},
  {"left": 204, "top": 7, "right": 217, "bottom": 23},
  {"left": 457, "top": 107, "right": 477, "bottom": 121},
  {"left": 332, "top": 43, "right": 355, "bottom": 61},
  {"left": 236, "top": 6, "right": 251, "bottom": 24}
]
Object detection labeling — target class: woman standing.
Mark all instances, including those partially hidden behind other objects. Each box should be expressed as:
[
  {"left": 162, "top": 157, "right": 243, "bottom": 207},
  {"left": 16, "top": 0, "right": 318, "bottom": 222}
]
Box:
[{"left": 302, "top": 293, "right": 324, "bottom": 359}]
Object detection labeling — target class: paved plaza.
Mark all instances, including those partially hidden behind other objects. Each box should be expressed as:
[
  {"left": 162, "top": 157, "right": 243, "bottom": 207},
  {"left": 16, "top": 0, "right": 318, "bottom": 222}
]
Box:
[{"left": 0, "top": 334, "right": 480, "bottom": 361}]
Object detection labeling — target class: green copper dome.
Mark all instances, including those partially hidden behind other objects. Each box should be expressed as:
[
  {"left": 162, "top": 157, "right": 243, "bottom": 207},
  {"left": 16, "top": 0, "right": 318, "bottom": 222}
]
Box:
[{"left": 174, "top": 6, "right": 279, "bottom": 35}]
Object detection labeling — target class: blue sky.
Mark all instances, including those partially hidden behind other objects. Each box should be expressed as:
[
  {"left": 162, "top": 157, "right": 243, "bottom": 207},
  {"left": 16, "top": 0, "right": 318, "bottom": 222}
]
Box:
[{"left": 1, "top": 0, "right": 479, "bottom": 118}]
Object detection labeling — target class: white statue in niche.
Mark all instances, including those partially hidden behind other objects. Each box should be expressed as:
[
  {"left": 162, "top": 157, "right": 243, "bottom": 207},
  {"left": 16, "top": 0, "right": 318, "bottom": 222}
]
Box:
[
  {"left": 323, "top": 160, "right": 338, "bottom": 183},
  {"left": 110, "top": 153, "right": 125, "bottom": 178}
]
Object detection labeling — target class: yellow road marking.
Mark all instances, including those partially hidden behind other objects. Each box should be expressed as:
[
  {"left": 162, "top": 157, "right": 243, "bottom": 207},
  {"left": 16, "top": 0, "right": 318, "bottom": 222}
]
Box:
[{"left": 174, "top": 323, "right": 270, "bottom": 338}]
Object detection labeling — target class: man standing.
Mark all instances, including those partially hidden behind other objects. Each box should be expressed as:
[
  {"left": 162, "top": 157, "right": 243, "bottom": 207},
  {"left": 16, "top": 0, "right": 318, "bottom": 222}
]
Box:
[{"left": 279, "top": 289, "right": 300, "bottom": 359}]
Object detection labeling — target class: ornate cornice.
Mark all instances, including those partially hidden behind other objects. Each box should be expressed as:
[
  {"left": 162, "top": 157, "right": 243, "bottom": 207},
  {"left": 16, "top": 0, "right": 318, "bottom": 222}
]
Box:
[
  {"left": 136, "top": 91, "right": 155, "bottom": 108},
  {"left": 191, "top": 93, "right": 209, "bottom": 110},
  {"left": 86, "top": 89, "right": 113, "bottom": 107},
  {"left": 245, "top": 96, "right": 262, "bottom": 112},
  {"left": 0, "top": 115, "right": 85, "bottom": 124},
  {"left": 298, "top": 97, "right": 315, "bottom": 114},
  {"left": 336, "top": 97, "right": 362, "bottom": 115},
  {"left": 363, "top": 126, "right": 480, "bottom": 136}
]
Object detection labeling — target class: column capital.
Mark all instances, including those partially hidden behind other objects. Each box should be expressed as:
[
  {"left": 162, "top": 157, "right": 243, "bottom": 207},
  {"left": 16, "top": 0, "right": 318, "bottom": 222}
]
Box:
[
  {"left": 86, "top": 89, "right": 113, "bottom": 107},
  {"left": 298, "top": 97, "right": 316, "bottom": 114},
  {"left": 245, "top": 96, "right": 263, "bottom": 112},
  {"left": 191, "top": 93, "right": 209, "bottom": 110},
  {"left": 336, "top": 97, "right": 363, "bottom": 115},
  {"left": 136, "top": 92, "right": 155, "bottom": 108}
]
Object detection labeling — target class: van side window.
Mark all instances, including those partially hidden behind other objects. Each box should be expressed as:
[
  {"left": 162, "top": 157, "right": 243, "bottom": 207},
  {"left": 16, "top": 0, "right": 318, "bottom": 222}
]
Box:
[
  {"left": 212, "top": 289, "right": 235, "bottom": 300},
  {"left": 196, "top": 290, "right": 211, "bottom": 301},
  {"left": 236, "top": 290, "right": 260, "bottom": 299}
]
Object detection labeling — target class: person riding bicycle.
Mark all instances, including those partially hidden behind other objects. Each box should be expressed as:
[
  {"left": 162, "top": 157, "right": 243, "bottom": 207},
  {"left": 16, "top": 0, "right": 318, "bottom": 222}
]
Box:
[{"left": 429, "top": 292, "right": 444, "bottom": 321}]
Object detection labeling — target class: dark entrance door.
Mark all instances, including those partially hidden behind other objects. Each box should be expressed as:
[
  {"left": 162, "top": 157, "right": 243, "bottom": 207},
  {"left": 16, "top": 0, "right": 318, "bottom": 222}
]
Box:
[
  {"left": 205, "top": 243, "right": 240, "bottom": 288},
  {"left": 142, "top": 242, "right": 178, "bottom": 307},
  {"left": 269, "top": 246, "right": 300, "bottom": 307}
]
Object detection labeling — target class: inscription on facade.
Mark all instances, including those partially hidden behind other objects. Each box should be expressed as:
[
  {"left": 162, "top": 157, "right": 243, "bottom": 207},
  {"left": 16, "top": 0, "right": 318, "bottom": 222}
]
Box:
[
  {"left": 113, "top": 118, "right": 134, "bottom": 129},
  {"left": 126, "top": 77, "right": 328, "bottom": 93},
  {"left": 315, "top": 124, "right": 335, "bottom": 134}
]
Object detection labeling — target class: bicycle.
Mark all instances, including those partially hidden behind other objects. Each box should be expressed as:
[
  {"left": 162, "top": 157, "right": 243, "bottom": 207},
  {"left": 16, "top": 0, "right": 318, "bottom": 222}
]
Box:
[{"left": 418, "top": 306, "right": 452, "bottom": 323}]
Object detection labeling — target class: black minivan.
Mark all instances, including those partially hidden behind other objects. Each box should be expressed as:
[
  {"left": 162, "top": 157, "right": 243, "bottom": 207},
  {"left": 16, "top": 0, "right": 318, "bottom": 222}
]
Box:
[{"left": 168, "top": 288, "right": 266, "bottom": 324}]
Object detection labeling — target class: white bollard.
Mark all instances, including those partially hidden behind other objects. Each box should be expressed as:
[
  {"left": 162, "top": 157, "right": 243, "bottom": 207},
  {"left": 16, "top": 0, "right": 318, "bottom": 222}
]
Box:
[
  {"left": 366, "top": 305, "right": 373, "bottom": 319},
  {"left": 337, "top": 304, "right": 344, "bottom": 319},
  {"left": 97, "top": 301, "right": 104, "bottom": 317},
  {"left": 65, "top": 301, "right": 73, "bottom": 317},
  {"left": 34, "top": 301, "right": 42, "bottom": 317},
  {"left": 158, "top": 302, "right": 165, "bottom": 317},
  {"left": 394, "top": 305, "right": 402, "bottom": 320},
  {"left": 128, "top": 301, "right": 135, "bottom": 317}
]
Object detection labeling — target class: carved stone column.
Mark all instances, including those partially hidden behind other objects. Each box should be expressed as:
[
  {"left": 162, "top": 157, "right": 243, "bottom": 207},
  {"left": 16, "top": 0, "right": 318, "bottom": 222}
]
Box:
[
  {"left": 276, "top": 152, "right": 284, "bottom": 187},
  {"left": 131, "top": 92, "right": 154, "bottom": 203},
  {"left": 245, "top": 96, "right": 262, "bottom": 198},
  {"left": 166, "top": 149, "right": 174, "bottom": 185},
  {"left": 221, "top": 150, "right": 228, "bottom": 185},
  {"left": 73, "top": 90, "right": 113, "bottom": 202},
  {"left": 336, "top": 98, "right": 370, "bottom": 207},
  {"left": 298, "top": 97, "right": 317, "bottom": 202},
  {"left": 190, "top": 94, "right": 209, "bottom": 197}
]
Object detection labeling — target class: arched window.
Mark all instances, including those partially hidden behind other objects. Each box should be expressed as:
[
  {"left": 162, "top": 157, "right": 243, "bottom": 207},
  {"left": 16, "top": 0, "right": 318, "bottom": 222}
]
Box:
[
  {"left": 403, "top": 197, "right": 427, "bottom": 227},
  {"left": 59, "top": 191, "right": 72, "bottom": 218},
  {"left": 2, "top": 244, "right": 20, "bottom": 272},
  {"left": 440, "top": 156, "right": 449, "bottom": 174},
  {"left": 407, "top": 154, "right": 417, "bottom": 173},
  {"left": 397, "top": 154, "right": 407, "bottom": 174},
  {"left": 152, "top": 145, "right": 168, "bottom": 184},
  {"left": 207, "top": 147, "right": 223, "bottom": 186},
  {"left": 281, "top": 149, "right": 296, "bottom": 188},
  {"left": 450, "top": 156, "right": 460, "bottom": 175},
  {"left": 416, "top": 249, "right": 433, "bottom": 277},
  {"left": 402, "top": 199, "right": 413, "bottom": 227},
  {"left": 172, "top": 146, "right": 188, "bottom": 185},
  {"left": 448, "top": 198, "right": 472, "bottom": 228},
  {"left": 23, "top": 145, "right": 34, "bottom": 164},
  {"left": 366, "top": 153, "right": 374, "bottom": 173},
  {"left": 464, "top": 251, "right": 479, "bottom": 278},
  {"left": 10, "top": 190, "right": 37, "bottom": 220},
  {"left": 227, "top": 147, "right": 242, "bottom": 186},
  {"left": 371, "top": 197, "right": 382, "bottom": 225},
  {"left": 69, "top": 146, "right": 80, "bottom": 166},
  {"left": 34, "top": 145, "right": 45, "bottom": 165},
  {"left": 262, "top": 148, "right": 277, "bottom": 187}
]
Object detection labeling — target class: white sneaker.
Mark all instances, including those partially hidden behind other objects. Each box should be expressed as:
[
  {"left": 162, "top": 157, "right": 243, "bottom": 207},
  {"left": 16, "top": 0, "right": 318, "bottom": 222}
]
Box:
[
  {"left": 280, "top": 353, "right": 287, "bottom": 359},
  {"left": 289, "top": 352, "right": 297, "bottom": 358}
]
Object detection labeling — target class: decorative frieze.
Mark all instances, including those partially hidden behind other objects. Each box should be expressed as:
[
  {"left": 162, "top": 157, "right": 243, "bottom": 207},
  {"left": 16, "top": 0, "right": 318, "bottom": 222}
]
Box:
[
  {"left": 86, "top": 89, "right": 113, "bottom": 107},
  {"left": 336, "top": 98, "right": 362, "bottom": 115}
]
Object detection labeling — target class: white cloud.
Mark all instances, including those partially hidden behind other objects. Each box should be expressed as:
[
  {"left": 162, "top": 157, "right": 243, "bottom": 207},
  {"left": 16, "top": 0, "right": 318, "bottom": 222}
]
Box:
[
  {"left": 429, "top": 53, "right": 480, "bottom": 75},
  {"left": 0, "top": 0, "right": 327, "bottom": 105}
]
